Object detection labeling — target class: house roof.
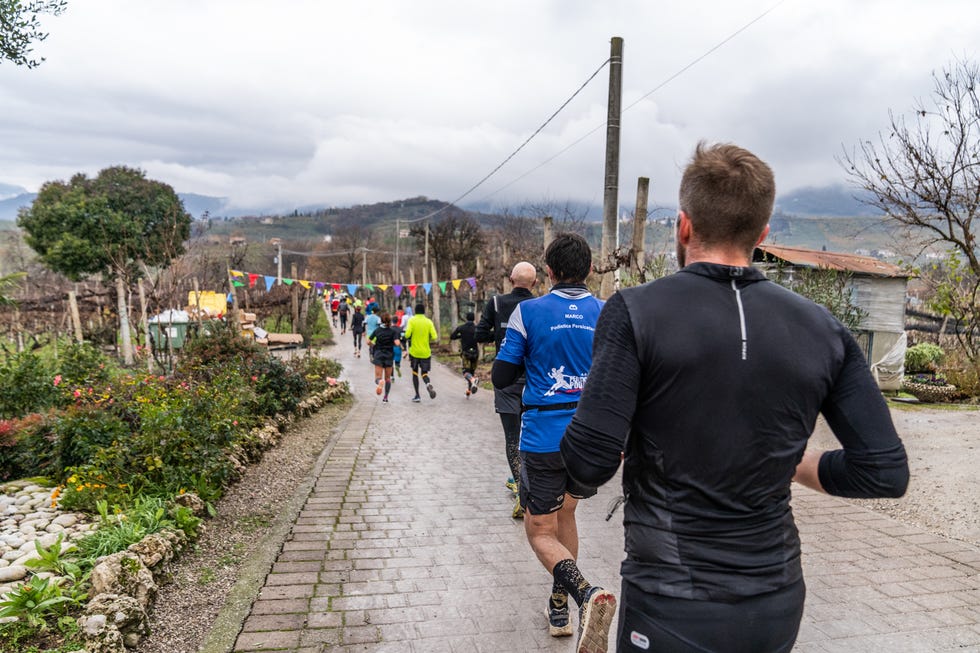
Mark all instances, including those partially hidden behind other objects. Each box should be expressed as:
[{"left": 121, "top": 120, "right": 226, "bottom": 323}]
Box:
[{"left": 754, "top": 244, "right": 907, "bottom": 278}]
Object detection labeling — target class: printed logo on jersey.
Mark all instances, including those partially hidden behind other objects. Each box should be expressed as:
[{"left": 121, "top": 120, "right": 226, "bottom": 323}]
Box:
[
  {"left": 630, "top": 630, "right": 651, "bottom": 649},
  {"left": 544, "top": 365, "right": 586, "bottom": 397}
]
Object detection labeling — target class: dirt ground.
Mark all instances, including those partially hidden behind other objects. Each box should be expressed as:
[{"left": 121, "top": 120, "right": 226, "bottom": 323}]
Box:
[{"left": 808, "top": 402, "right": 980, "bottom": 546}]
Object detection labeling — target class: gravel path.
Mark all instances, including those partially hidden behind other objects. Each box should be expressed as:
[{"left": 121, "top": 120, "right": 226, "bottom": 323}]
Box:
[
  {"left": 134, "top": 385, "right": 978, "bottom": 652},
  {"left": 809, "top": 402, "right": 980, "bottom": 546}
]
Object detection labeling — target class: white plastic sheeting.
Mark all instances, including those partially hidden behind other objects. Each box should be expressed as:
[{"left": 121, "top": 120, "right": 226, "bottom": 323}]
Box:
[{"left": 872, "top": 331, "right": 907, "bottom": 391}]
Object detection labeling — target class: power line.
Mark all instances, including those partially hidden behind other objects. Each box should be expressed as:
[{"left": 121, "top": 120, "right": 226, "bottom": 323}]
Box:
[
  {"left": 409, "top": 56, "right": 612, "bottom": 224},
  {"left": 478, "top": 0, "right": 792, "bottom": 203}
]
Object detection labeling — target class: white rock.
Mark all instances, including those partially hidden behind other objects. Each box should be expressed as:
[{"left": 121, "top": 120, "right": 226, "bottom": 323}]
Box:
[
  {"left": 12, "top": 551, "right": 40, "bottom": 567},
  {"left": 2, "top": 550, "right": 21, "bottom": 562},
  {"left": 53, "top": 514, "right": 79, "bottom": 528},
  {"left": 0, "top": 565, "right": 27, "bottom": 582},
  {"left": 45, "top": 523, "right": 65, "bottom": 534}
]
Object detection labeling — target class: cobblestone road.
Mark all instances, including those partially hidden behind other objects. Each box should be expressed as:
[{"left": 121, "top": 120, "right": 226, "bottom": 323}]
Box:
[{"left": 227, "top": 343, "right": 980, "bottom": 652}]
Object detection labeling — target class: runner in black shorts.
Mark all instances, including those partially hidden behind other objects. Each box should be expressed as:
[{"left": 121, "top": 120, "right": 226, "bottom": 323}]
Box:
[
  {"left": 519, "top": 450, "right": 596, "bottom": 516},
  {"left": 369, "top": 313, "right": 399, "bottom": 403}
]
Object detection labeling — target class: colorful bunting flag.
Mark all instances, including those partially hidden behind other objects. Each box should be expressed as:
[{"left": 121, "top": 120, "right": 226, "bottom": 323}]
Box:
[
  {"left": 438, "top": 281, "right": 447, "bottom": 293},
  {"left": 332, "top": 283, "right": 341, "bottom": 292},
  {"left": 393, "top": 284, "right": 403, "bottom": 297},
  {"left": 283, "top": 278, "right": 294, "bottom": 286},
  {"left": 377, "top": 284, "right": 389, "bottom": 292},
  {"left": 466, "top": 277, "right": 476, "bottom": 289},
  {"left": 230, "top": 269, "right": 244, "bottom": 277},
  {"left": 423, "top": 283, "right": 432, "bottom": 295},
  {"left": 452, "top": 279, "right": 462, "bottom": 290},
  {"left": 299, "top": 280, "right": 311, "bottom": 289},
  {"left": 347, "top": 284, "right": 358, "bottom": 295},
  {"left": 408, "top": 284, "right": 418, "bottom": 297},
  {"left": 264, "top": 276, "right": 275, "bottom": 291},
  {"left": 248, "top": 273, "right": 259, "bottom": 288}
]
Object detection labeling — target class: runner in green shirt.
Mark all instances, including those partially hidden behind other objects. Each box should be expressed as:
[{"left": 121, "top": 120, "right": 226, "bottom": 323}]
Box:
[{"left": 403, "top": 303, "right": 438, "bottom": 402}]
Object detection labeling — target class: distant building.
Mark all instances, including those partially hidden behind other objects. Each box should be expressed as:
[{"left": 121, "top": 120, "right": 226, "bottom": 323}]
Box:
[{"left": 754, "top": 244, "right": 910, "bottom": 391}]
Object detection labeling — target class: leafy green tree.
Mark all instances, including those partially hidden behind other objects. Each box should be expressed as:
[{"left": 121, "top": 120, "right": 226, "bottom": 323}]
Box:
[
  {"left": 0, "top": 0, "right": 67, "bottom": 68},
  {"left": 17, "top": 166, "right": 192, "bottom": 364}
]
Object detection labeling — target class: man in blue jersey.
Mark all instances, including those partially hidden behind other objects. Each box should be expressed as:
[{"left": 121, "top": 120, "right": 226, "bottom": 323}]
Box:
[{"left": 492, "top": 233, "right": 616, "bottom": 652}]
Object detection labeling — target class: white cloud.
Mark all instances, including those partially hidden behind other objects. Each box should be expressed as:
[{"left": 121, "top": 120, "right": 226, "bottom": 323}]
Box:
[{"left": 2, "top": 0, "right": 979, "bottom": 214}]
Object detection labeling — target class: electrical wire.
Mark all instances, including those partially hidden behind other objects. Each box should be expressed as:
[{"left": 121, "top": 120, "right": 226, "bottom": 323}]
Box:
[
  {"left": 477, "top": 0, "right": 792, "bottom": 203},
  {"left": 408, "top": 56, "right": 612, "bottom": 223}
]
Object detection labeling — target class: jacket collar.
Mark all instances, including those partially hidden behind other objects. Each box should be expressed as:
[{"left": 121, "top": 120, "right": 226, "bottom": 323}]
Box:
[{"left": 679, "top": 262, "right": 768, "bottom": 283}]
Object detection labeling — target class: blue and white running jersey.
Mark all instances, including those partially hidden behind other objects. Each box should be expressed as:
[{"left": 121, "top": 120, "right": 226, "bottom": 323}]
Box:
[{"left": 496, "top": 286, "right": 603, "bottom": 453}]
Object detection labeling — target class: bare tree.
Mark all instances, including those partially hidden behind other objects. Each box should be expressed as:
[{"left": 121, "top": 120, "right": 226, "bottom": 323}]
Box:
[{"left": 841, "top": 58, "right": 980, "bottom": 362}]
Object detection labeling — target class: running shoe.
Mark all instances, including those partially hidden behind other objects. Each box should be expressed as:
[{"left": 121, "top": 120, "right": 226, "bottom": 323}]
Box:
[
  {"left": 382, "top": 396, "right": 389, "bottom": 403},
  {"left": 577, "top": 587, "right": 617, "bottom": 653},
  {"left": 412, "top": 396, "right": 421, "bottom": 403},
  {"left": 395, "top": 366, "right": 402, "bottom": 377},
  {"left": 512, "top": 495, "right": 524, "bottom": 519},
  {"left": 505, "top": 478, "right": 518, "bottom": 493},
  {"left": 546, "top": 599, "right": 573, "bottom": 638},
  {"left": 376, "top": 380, "right": 383, "bottom": 396},
  {"left": 426, "top": 383, "right": 436, "bottom": 399},
  {"left": 470, "top": 377, "right": 479, "bottom": 394},
  {"left": 465, "top": 388, "right": 471, "bottom": 397}
]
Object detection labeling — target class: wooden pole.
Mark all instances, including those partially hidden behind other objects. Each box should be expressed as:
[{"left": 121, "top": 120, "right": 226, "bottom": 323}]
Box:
[
  {"left": 291, "top": 262, "right": 300, "bottom": 334},
  {"left": 116, "top": 275, "right": 135, "bottom": 365},
  {"left": 543, "top": 216, "right": 554, "bottom": 254},
  {"left": 67, "top": 289, "right": 83, "bottom": 343},
  {"left": 138, "top": 279, "right": 153, "bottom": 372},
  {"left": 450, "top": 262, "right": 459, "bottom": 331},
  {"left": 430, "top": 255, "right": 441, "bottom": 337},
  {"left": 632, "top": 177, "right": 650, "bottom": 278},
  {"left": 599, "top": 36, "right": 624, "bottom": 299}
]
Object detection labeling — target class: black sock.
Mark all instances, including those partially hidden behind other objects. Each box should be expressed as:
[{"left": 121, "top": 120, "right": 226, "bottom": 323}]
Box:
[
  {"left": 552, "top": 559, "right": 592, "bottom": 607},
  {"left": 550, "top": 578, "right": 568, "bottom": 612}
]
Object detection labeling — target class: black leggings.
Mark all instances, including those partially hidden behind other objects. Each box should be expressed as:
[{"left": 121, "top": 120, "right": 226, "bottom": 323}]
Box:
[
  {"left": 617, "top": 578, "right": 805, "bottom": 653},
  {"left": 352, "top": 331, "right": 363, "bottom": 349},
  {"left": 499, "top": 412, "right": 521, "bottom": 484}
]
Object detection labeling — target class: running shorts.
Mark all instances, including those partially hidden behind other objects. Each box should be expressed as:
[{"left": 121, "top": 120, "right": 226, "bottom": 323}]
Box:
[
  {"left": 519, "top": 450, "right": 596, "bottom": 515},
  {"left": 410, "top": 357, "right": 431, "bottom": 375},
  {"left": 616, "top": 577, "right": 805, "bottom": 652}
]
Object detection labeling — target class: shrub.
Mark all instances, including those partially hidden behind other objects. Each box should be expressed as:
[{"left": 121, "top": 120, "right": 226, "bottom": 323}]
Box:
[
  {"left": 52, "top": 406, "right": 130, "bottom": 479},
  {"left": 0, "top": 413, "right": 58, "bottom": 481},
  {"left": 176, "top": 320, "right": 265, "bottom": 382},
  {"left": 59, "top": 370, "right": 255, "bottom": 510},
  {"left": 56, "top": 342, "right": 113, "bottom": 390},
  {"left": 250, "top": 356, "right": 308, "bottom": 416},
  {"left": 291, "top": 354, "right": 343, "bottom": 393},
  {"left": 905, "top": 342, "right": 945, "bottom": 373},
  {"left": 0, "top": 352, "right": 58, "bottom": 419}
]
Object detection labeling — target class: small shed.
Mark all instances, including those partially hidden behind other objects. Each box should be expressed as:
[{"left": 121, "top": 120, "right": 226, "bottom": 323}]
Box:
[{"left": 753, "top": 244, "right": 909, "bottom": 390}]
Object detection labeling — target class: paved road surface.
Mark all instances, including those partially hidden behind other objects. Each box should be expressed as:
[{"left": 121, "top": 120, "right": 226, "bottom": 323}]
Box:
[{"left": 221, "top": 343, "right": 980, "bottom": 652}]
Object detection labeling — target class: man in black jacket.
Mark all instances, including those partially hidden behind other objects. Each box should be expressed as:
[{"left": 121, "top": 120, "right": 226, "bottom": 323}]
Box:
[
  {"left": 561, "top": 142, "right": 910, "bottom": 653},
  {"left": 450, "top": 312, "right": 481, "bottom": 396},
  {"left": 476, "top": 261, "right": 537, "bottom": 518}
]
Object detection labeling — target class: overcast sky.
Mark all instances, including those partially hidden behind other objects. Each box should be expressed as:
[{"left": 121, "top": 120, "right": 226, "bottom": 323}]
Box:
[{"left": 1, "top": 0, "right": 978, "bottom": 215}]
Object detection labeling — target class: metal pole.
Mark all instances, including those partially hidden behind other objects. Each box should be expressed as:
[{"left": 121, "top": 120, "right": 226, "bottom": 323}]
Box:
[{"left": 599, "top": 36, "right": 624, "bottom": 299}]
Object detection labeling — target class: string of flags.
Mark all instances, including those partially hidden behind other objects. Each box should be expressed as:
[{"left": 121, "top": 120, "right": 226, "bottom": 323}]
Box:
[{"left": 228, "top": 269, "right": 478, "bottom": 298}]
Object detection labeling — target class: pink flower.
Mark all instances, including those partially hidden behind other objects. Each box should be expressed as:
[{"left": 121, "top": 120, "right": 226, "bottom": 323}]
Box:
[
  {"left": 53, "top": 375, "right": 62, "bottom": 387},
  {"left": 251, "top": 376, "right": 258, "bottom": 382},
  {"left": 73, "top": 389, "right": 81, "bottom": 398}
]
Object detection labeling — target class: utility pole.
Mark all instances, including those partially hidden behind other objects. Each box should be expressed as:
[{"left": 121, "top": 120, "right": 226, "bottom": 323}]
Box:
[
  {"left": 394, "top": 218, "right": 400, "bottom": 282},
  {"left": 599, "top": 36, "right": 624, "bottom": 299},
  {"left": 271, "top": 238, "right": 283, "bottom": 285},
  {"left": 632, "top": 177, "right": 650, "bottom": 278},
  {"left": 543, "top": 216, "right": 554, "bottom": 253},
  {"left": 361, "top": 248, "right": 367, "bottom": 288}
]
